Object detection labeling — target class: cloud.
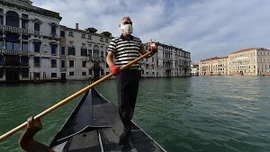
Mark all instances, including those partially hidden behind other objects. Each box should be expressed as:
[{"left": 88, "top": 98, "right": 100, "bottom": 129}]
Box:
[{"left": 32, "top": 0, "right": 270, "bottom": 62}]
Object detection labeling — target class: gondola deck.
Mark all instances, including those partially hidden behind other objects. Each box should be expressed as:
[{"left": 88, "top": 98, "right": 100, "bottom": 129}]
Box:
[{"left": 49, "top": 88, "right": 166, "bottom": 152}]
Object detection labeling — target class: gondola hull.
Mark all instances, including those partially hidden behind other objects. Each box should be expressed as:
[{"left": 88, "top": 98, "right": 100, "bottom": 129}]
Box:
[{"left": 49, "top": 88, "right": 166, "bottom": 152}]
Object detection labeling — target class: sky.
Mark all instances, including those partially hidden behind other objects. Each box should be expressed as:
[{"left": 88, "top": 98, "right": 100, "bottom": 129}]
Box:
[{"left": 31, "top": 0, "right": 270, "bottom": 62}]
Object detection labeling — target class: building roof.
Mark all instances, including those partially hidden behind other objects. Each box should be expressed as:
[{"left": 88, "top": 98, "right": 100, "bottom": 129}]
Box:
[
  {"left": 200, "top": 56, "right": 228, "bottom": 62},
  {"left": 60, "top": 25, "right": 113, "bottom": 38},
  {"left": 143, "top": 40, "right": 190, "bottom": 53},
  {"left": 230, "top": 48, "right": 269, "bottom": 54}
]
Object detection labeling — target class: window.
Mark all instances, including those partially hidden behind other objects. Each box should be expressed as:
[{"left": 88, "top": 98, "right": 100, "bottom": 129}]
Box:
[
  {"left": 82, "top": 61, "right": 86, "bottom": 67},
  {"left": 82, "top": 34, "right": 85, "bottom": 38},
  {"left": 21, "top": 57, "right": 29, "bottom": 66},
  {"left": 100, "top": 37, "right": 104, "bottom": 42},
  {"left": 51, "top": 44, "right": 57, "bottom": 55},
  {"left": 81, "top": 49, "right": 87, "bottom": 56},
  {"left": 82, "top": 72, "right": 86, "bottom": 76},
  {"left": 22, "top": 42, "right": 28, "bottom": 51},
  {"left": 69, "top": 60, "right": 74, "bottom": 68},
  {"left": 22, "top": 14, "right": 28, "bottom": 29},
  {"left": 105, "top": 39, "right": 108, "bottom": 43},
  {"left": 34, "top": 23, "right": 40, "bottom": 31},
  {"left": 51, "top": 59, "right": 57, "bottom": 68},
  {"left": 69, "top": 72, "right": 74, "bottom": 76},
  {"left": 100, "top": 51, "right": 104, "bottom": 58},
  {"left": 61, "top": 60, "right": 65, "bottom": 68},
  {"left": 51, "top": 25, "right": 56, "bottom": 35},
  {"left": 68, "top": 47, "right": 75, "bottom": 55},
  {"left": 6, "top": 11, "right": 19, "bottom": 27},
  {"left": 93, "top": 48, "right": 99, "bottom": 59},
  {"left": 6, "top": 33, "right": 19, "bottom": 50},
  {"left": 0, "top": 15, "right": 4, "bottom": 25},
  {"left": 60, "top": 31, "right": 65, "bottom": 37},
  {"left": 34, "top": 57, "right": 40, "bottom": 67},
  {"left": 22, "top": 69, "right": 29, "bottom": 78},
  {"left": 68, "top": 31, "right": 73, "bottom": 36},
  {"left": 34, "top": 42, "right": 41, "bottom": 52},
  {"left": 0, "top": 56, "right": 3, "bottom": 65},
  {"left": 51, "top": 73, "right": 57, "bottom": 78},
  {"left": 22, "top": 20, "right": 28, "bottom": 29},
  {"left": 88, "top": 35, "right": 92, "bottom": 40},
  {"left": 22, "top": 35, "right": 28, "bottom": 40},
  {"left": 88, "top": 50, "right": 92, "bottom": 57},
  {"left": 61, "top": 47, "right": 65, "bottom": 55}
]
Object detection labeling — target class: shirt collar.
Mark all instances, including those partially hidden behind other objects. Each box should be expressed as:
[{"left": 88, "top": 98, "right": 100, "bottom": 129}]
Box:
[{"left": 120, "top": 34, "right": 133, "bottom": 40}]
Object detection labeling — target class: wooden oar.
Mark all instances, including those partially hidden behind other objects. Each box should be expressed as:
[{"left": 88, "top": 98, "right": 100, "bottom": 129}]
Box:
[{"left": 0, "top": 51, "right": 153, "bottom": 142}]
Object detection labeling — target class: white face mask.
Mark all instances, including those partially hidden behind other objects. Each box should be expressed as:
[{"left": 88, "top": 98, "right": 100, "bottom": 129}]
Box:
[{"left": 121, "top": 24, "right": 133, "bottom": 34}]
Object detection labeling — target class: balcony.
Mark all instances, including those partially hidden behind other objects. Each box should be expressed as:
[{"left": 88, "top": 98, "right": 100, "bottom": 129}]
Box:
[
  {"left": 0, "top": 48, "right": 34, "bottom": 56},
  {"left": 0, "top": 25, "right": 40, "bottom": 35},
  {"left": 60, "top": 68, "right": 66, "bottom": 72},
  {"left": 88, "top": 57, "right": 105, "bottom": 63}
]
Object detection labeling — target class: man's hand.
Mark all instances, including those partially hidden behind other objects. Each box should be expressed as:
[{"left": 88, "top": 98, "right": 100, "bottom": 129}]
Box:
[
  {"left": 150, "top": 45, "right": 158, "bottom": 55},
  {"left": 110, "top": 65, "right": 120, "bottom": 75}
]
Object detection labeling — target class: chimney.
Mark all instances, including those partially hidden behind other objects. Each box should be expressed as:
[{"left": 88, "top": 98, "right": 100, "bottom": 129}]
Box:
[{"left": 76, "top": 23, "right": 79, "bottom": 30}]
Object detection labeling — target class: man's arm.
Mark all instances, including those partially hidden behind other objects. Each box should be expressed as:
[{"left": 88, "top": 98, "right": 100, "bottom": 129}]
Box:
[
  {"left": 106, "top": 51, "right": 115, "bottom": 67},
  {"left": 106, "top": 51, "right": 120, "bottom": 75}
]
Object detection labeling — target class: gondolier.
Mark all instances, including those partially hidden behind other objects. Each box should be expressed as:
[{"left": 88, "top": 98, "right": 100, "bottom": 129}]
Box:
[{"left": 106, "top": 16, "right": 158, "bottom": 145}]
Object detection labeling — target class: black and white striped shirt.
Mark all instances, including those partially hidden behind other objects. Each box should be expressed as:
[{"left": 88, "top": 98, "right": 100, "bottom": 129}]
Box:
[{"left": 107, "top": 35, "right": 143, "bottom": 68}]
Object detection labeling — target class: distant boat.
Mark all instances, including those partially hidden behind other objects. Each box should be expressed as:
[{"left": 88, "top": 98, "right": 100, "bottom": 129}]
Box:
[{"left": 48, "top": 88, "right": 166, "bottom": 152}]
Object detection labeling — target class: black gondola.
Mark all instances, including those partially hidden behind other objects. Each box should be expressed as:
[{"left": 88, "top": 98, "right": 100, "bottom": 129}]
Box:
[{"left": 49, "top": 88, "right": 166, "bottom": 152}]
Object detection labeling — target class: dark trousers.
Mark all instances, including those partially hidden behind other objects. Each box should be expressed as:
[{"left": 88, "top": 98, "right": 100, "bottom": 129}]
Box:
[{"left": 116, "top": 69, "right": 140, "bottom": 129}]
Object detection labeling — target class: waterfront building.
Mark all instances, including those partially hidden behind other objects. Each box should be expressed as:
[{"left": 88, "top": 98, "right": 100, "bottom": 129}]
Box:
[
  {"left": 59, "top": 24, "right": 113, "bottom": 80},
  {"left": 0, "top": 0, "right": 62, "bottom": 82},
  {"left": 228, "top": 48, "right": 270, "bottom": 76},
  {"left": 191, "top": 63, "right": 199, "bottom": 76},
  {"left": 199, "top": 47, "right": 270, "bottom": 76},
  {"left": 199, "top": 56, "right": 228, "bottom": 76},
  {"left": 142, "top": 40, "right": 191, "bottom": 77}
]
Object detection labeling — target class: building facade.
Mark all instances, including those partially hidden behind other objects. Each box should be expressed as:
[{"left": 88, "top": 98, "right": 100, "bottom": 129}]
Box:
[
  {"left": 199, "top": 56, "right": 228, "bottom": 76},
  {"left": 59, "top": 24, "right": 113, "bottom": 80},
  {"left": 191, "top": 63, "right": 199, "bottom": 76},
  {"left": 142, "top": 40, "right": 191, "bottom": 77},
  {"left": 199, "top": 48, "right": 270, "bottom": 76},
  {"left": 0, "top": 0, "right": 62, "bottom": 82},
  {"left": 228, "top": 48, "right": 270, "bottom": 76}
]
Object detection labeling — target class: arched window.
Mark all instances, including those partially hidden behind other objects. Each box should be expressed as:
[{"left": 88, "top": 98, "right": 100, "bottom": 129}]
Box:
[
  {"left": 6, "top": 11, "right": 19, "bottom": 27},
  {"left": 93, "top": 45, "right": 99, "bottom": 59}
]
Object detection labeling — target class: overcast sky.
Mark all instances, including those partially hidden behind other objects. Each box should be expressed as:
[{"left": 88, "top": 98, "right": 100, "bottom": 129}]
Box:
[{"left": 32, "top": 0, "right": 270, "bottom": 62}]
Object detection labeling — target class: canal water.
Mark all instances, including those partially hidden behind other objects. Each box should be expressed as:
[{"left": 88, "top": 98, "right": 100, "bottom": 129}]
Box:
[{"left": 0, "top": 76, "right": 269, "bottom": 152}]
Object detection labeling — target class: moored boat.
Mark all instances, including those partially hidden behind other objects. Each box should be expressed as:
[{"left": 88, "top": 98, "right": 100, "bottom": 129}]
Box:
[{"left": 47, "top": 88, "right": 166, "bottom": 152}]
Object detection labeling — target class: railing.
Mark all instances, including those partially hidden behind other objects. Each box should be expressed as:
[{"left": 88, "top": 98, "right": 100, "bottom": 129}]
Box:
[
  {"left": 60, "top": 68, "right": 66, "bottom": 72},
  {"left": 0, "top": 25, "right": 40, "bottom": 35},
  {"left": 0, "top": 48, "right": 34, "bottom": 56},
  {"left": 88, "top": 57, "right": 105, "bottom": 62}
]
